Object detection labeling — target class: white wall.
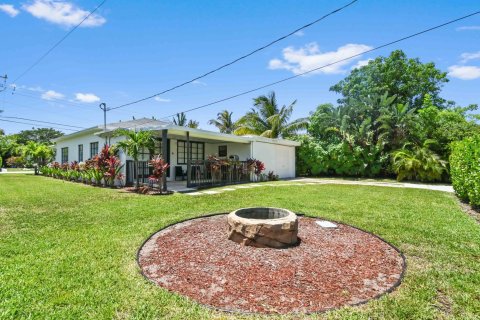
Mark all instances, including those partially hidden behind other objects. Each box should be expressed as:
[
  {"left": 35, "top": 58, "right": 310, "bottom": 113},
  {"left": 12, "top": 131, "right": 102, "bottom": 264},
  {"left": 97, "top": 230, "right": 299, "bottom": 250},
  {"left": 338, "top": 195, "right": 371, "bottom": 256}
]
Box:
[
  {"left": 204, "top": 142, "right": 251, "bottom": 160},
  {"left": 54, "top": 134, "right": 103, "bottom": 163},
  {"left": 251, "top": 141, "right": 296, "bottom": 178}
]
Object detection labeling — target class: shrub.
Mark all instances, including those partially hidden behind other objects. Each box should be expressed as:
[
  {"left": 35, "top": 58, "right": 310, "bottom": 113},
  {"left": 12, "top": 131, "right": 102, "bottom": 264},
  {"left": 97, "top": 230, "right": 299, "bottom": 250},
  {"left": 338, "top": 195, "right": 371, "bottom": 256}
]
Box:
[
  {"left": 6, "top": 156, "right": 25, "bottom": 168},
  {"left": 148, "top": 155, "right": 170, "bottom": 192},
  {"left": 450, "top": 135, "right": 480, "bottom": 206},
  {"left": 267, "top": 171, "right": 279, "bottom": 181},
  {"left": 391, "top": 142, "right": 447, "bottom": 182}
]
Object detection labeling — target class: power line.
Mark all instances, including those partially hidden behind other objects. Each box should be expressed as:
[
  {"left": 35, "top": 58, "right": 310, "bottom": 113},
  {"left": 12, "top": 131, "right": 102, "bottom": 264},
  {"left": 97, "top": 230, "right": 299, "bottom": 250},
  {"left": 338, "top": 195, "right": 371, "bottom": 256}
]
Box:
[
  {"left": 0, "top": 100, "right": 100, "bottom": 123},
  {"left": 12, "top": 0, "right": 108, "bottom": 83},
  {"left": 109, "top": 0, "right": 359, "bottom": 110},
  {"left": 0, "top": 118, "right": 78, "bottom": 132},
  {"left": 154, "top": 10, "right": 480, "bottom": 121},
  {"left": 0, "top": 116, "right": 86, "bottom": 129},
  {"left": 12, "top": 88, "right": 142, "bottom": 116}
]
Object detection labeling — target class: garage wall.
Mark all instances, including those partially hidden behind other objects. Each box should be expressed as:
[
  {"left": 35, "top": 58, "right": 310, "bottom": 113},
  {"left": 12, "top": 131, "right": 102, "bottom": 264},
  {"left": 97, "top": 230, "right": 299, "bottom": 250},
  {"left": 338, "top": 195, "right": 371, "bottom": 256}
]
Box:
[{"left": 251, "top": 141, "right": 296, "bottom": 178}]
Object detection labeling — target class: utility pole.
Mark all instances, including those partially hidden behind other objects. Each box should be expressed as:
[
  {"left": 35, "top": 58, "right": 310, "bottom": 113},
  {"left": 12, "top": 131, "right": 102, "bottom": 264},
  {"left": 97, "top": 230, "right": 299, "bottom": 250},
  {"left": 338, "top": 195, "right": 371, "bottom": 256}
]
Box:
[{"left": 99, "top": 102, "right": 109, "bottom": 145}]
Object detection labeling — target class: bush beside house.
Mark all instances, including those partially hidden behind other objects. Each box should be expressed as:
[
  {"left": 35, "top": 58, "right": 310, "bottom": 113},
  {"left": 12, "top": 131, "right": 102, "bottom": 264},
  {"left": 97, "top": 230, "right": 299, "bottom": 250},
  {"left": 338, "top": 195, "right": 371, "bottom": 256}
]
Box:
[{"left": 450, "top": 135, "right": 480, "bottom": 206}]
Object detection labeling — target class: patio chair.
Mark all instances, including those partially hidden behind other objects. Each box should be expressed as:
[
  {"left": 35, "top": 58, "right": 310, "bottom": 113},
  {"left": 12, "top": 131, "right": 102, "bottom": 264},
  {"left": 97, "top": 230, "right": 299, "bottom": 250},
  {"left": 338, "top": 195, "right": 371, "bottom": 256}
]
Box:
[{"left": 174, "top": 166, "right": 186, "bottom": 181}]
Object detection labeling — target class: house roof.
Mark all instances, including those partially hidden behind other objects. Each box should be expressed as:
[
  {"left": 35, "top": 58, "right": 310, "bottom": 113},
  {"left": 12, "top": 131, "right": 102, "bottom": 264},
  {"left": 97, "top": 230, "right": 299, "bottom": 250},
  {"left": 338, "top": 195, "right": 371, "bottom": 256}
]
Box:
[{"left": 54, "top": 118, "right": 300, "bottom": 147}]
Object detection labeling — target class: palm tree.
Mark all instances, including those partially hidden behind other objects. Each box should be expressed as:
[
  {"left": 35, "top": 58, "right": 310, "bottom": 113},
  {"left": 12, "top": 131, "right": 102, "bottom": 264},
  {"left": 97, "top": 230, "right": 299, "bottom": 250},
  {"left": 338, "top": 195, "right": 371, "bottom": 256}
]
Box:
[
  {"left": 208, "top": 110, "right": 237, "bottom": 134},
  {"left": 173, "top": 112, "right": 199, "bottom": 128},
  {"left": 234, "top": 91, "right": 309, "bottom": 138},
  {"left": 21, "top": 141, "right": 53, "bottom": 166},
  {"left": 115, "top": 129, "right": 154, "bottom": 189},
  {"left": 173, "top": 113, "right": 187, "bottom": 126},
  {"left": 391, "top": 140, "right": 447, "bottom": 182},
  {"left": 376, "top": 100, "right": 416, "bottom": 150},
  {"left": 187, "top": 119, "right": 199, "bottom": 129}
]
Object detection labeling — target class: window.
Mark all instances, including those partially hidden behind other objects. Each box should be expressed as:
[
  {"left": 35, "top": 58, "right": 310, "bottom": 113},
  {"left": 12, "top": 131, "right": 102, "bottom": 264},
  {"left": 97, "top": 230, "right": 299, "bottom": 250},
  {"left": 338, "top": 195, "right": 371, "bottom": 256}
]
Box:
[
  {"left": 90, "top": 142, "right": 99, "bottom": 159},
  {"left": 177, "top": 140, "right": 204, "bottom": 164},
  {"left": 78, "top": 144, "right": 83, "bottom": 162},
  {"left": 218, "top": 145, "right": 227, "bottom": 157},
  {"left": 61, "top": 147, "right": 68, "bottom": 164}
]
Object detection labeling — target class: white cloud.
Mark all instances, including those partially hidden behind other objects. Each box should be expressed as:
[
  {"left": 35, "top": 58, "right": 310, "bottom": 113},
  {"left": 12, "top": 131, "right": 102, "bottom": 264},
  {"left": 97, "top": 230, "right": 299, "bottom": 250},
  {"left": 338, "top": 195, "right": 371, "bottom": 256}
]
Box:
[
  {"left": 294, "top": 30, "right": 304, "bottom": 37},
  {"left": 22, "top": 0, "right": 106, "bottom": 28},
  {"left": 154, "top": 96, "right": 171, "bottom": 103},
  {"left": 0, "top": 4, "right": 19, "bottom": 17},
  {"left": 192, "top": 80, "right": 207, "bottom": 86},
  {"left": 75, "top": 93, "right": 100, "bottom": 103},
  {"left": 27, "top": 85, "right": 44, "bottom": 92},
  {"left": 41, "top": 90, "right": 65, "bottom": 100},
  {"left": 268, "top": 42, "right": 373, "bottom": 75},
  {"left": 460, "top": 51, "right": 480, "bottom": 63},
  {"left": 448, "top": 65, "right": 480, "bottom": 80},
  {"left": 351, "top": 58, "right": 373, "bottom": 70},
  {"left": 456, "top": 26, "right": 480, "bottom": 31}
]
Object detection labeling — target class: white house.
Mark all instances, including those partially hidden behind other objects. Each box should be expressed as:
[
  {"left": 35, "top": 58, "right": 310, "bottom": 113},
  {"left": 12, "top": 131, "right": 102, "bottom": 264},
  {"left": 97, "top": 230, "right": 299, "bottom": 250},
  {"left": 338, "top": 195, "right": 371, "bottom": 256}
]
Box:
[{"left": 53, "top": 118, "right": 300, "bottom": 188}]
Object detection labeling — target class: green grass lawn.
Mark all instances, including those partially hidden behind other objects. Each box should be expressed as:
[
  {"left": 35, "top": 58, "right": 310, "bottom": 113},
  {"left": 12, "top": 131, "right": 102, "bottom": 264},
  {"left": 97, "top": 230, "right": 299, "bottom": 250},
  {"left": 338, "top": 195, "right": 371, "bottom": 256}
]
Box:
[{"left": 0, "top": 175, "right": 479, "bottom": 319}]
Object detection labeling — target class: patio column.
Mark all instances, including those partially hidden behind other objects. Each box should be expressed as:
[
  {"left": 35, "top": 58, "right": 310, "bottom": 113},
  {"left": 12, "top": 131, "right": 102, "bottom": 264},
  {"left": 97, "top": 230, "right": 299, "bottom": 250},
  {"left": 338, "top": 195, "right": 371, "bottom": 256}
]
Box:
[
  {"left": 162, "top": 129, "right": 168, "bottom": 192},
  {"left": 186, "top": 131, "right": 191, "bottom": 188}
]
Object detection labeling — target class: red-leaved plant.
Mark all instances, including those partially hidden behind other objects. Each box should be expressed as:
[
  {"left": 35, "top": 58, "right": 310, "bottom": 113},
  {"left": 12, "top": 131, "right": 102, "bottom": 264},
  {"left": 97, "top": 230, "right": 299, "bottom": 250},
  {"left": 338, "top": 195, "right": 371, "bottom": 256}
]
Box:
[
  {"left": 246, "top": 158, "right": 265, "bottom": 181},
  {"left": 148, "top": 155, "right": 170, "bottom": 193}
]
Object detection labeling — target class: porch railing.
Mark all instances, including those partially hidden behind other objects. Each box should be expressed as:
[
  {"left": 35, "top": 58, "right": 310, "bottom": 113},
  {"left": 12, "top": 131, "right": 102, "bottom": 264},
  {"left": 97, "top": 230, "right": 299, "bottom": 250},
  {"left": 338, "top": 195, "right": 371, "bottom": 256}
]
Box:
[
  {"left": 189, "top": 160, "right": 252, "bottom": 187},
  {"left": 126, "top": 160, "right": 151, "bottom": 186}
]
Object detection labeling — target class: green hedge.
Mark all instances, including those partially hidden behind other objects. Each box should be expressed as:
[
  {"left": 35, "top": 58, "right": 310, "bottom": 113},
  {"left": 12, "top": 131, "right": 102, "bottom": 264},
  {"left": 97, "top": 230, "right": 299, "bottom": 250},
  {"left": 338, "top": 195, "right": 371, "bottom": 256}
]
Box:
[{"left": 450, "top": 135, "right": 480, "bottom": 206}]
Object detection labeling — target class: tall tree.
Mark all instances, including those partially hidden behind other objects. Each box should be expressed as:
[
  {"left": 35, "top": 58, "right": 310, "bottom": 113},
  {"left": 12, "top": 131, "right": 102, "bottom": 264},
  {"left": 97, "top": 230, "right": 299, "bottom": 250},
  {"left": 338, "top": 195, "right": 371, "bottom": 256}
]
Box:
[
  {"left": 235, "top": 91, "right": 308, "bottom": 138},
  {"left": 187, "top": 119, "right": 199, "bottom": 129},
  {"left": 208, "top": 110, "right": 237, "bottom": 133},
  {"left": 173, "top": 112, "right": 199, "bottom": 129},
  {"left": 13, "top": 128, "right": 64, "bottom": 144},
  {"left": 330, "top": 50, "right": 449, "bottom": 110},
  {"left": 173, "top": 113, "right": 187, "bottom": 126},
  {"left": 115, "top": 129, "right": 154, "bottom": 189}
]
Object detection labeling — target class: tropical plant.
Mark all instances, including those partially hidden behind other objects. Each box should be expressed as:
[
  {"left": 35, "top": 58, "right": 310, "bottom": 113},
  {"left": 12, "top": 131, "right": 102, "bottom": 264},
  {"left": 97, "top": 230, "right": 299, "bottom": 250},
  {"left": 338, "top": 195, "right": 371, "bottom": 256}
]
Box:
[
  {"left": 234, "top": 91, "right": 309, "bottom": 138},
  {"left": 173, "top": 113, "right": 187, "bottom": 126},
  {"left": 187, "top": 119, "right": 199, "bottom": 129},
  {"left": 148, "top": 155, "right": 170, "bottom": 192},
  {"left": 391, "top": 141, "right": 447, "bottom": 182},
  {"left": 208, "top": 110, "right": 237, "bottom": 134},
  {"left": 21, "top": 141, "right": 54, "bottom": 167},
  {"left": 246, "top": 158, "right": 265, "bottom": 180},
  {"left": 376, "top": 101, "right": 416, "bottom": 150},
  {"left": 115, "top": 129, "right": 154, "bottom": 188},
  {"left": 103, "top": 157, "right": 124, "bottom": 187}
]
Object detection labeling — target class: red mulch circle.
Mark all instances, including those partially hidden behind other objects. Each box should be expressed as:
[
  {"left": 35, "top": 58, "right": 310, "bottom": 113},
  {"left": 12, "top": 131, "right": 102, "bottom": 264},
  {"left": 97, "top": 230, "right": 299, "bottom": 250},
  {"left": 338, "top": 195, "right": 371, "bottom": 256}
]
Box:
[{"left": 138, "top": 215, "right": 405, "bottom": 314}]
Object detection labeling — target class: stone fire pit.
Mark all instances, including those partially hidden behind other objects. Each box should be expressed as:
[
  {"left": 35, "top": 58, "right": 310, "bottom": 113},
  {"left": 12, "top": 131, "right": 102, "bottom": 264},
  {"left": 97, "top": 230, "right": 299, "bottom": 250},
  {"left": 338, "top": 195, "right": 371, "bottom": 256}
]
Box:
[{"left": 227, "top": 207, "right": 298, "bottom": 248}]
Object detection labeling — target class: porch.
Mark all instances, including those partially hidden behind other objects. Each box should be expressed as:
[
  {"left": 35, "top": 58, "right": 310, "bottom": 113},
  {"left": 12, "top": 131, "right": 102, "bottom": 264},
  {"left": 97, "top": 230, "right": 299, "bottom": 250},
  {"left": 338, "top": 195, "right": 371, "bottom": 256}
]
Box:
[{"left": 123, "top": 128, "right": 254, "bottom": 189}]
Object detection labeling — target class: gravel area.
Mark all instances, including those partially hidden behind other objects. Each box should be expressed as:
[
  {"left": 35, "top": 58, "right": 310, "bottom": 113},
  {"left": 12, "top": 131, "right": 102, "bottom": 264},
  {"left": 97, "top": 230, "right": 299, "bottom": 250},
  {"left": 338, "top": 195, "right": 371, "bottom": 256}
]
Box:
[{"left": 138, "top": 215, "right": 405, "bottom": 314}]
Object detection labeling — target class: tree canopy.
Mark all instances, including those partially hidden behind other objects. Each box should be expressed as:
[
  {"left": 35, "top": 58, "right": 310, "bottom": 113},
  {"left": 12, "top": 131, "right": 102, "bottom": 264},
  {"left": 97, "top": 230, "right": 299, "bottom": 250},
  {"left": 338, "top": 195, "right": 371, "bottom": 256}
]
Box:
[
  {"left": 208, "top": 110, "right": 237, "bottom": 134},
  {"left": 13, "top": 128, "right": 64, "bottom": 145},
  {"left": 330, "top": 50, "right": 449, "bottom": 109},
  {"left": 298, "top": 51, "right": 479, "bottom": 181},
  {"left": 235, "top": 91, "right": 309, "bottom": 138}
]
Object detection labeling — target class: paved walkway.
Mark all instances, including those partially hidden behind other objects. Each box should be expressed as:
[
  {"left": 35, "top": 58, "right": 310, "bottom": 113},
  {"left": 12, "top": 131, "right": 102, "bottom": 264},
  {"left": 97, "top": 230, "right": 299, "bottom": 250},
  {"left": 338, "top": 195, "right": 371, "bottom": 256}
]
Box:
[
  {"left": 185, "top": 178, "right": 454, "bottom": 196},
  {"left": 0, "top": 169, "right": 35, "bottom": 174}
]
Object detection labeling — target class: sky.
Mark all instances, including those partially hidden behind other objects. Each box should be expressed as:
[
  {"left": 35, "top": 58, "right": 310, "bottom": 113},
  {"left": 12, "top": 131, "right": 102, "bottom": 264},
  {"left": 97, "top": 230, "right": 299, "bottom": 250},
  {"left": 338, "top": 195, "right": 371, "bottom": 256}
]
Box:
[{"left": 0, "top": 0, "right": 479, "bottom": 135}]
